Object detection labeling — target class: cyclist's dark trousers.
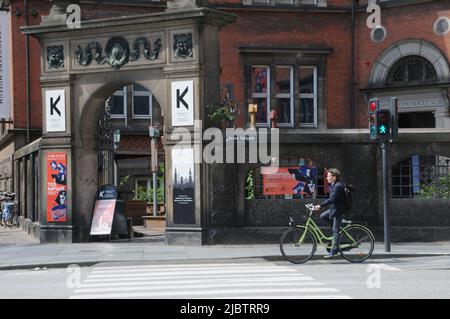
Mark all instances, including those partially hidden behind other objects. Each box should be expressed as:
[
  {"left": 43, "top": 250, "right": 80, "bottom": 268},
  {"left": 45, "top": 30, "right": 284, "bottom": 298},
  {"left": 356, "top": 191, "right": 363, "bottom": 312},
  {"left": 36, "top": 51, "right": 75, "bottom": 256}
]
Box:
[{"left": 320, "top": 210, "right": 342, "bottom": 253}]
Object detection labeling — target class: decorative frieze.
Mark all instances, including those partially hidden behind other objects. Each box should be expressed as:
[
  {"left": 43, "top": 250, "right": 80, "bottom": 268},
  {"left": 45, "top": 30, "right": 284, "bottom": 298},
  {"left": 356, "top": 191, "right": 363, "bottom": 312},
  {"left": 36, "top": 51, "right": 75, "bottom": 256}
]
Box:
[{"left": 74, "top": 35, "right": 163, "bottom": 70}]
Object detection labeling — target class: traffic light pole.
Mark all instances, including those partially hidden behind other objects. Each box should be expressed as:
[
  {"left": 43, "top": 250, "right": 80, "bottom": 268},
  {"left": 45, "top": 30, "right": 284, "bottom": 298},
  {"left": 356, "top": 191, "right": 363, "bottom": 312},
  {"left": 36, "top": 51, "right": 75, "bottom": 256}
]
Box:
[{"left": 381, "top": 140, "right": 391, "bottom": 252}]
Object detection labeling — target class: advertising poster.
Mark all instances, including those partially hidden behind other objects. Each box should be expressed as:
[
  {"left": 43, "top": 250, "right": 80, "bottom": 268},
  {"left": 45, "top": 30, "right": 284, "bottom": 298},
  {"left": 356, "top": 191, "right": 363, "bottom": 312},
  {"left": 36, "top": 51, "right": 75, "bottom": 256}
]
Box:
[
  {"left": 46, "top": 152, "right": 68, "bottom": 222},
  {"left": 172, "top": 147, "right": 195, "bottom": 224},
  {"left": 262, "top": 166, "right": 317, "bottom": 197},
  {"left": 90, "top": 185, "right": 117, "bottom": 236}
]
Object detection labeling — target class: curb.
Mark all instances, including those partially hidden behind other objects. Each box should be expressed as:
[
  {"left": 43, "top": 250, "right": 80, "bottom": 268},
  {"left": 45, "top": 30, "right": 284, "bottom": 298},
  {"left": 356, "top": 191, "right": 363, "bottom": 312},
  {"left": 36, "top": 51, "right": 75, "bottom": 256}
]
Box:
[{"left": 1, "top": 252, "right": 449, "bottom": 271}]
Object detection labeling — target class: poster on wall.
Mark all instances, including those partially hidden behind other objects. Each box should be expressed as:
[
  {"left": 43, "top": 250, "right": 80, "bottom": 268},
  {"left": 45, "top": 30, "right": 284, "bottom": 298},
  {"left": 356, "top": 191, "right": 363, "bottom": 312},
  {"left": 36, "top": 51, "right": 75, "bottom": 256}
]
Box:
[
  {"left": 172, "top": 147, "right": 196, "bottom": 225},
  {"left": 90, "top": 185, "right": 117, "bottom": 236},
  {"left": 171, "top": 80, "right": 194, "bottom": 127},
  {"left": 46, "top": 152, "right": 68, "bottom": 222},
  {"left": 262, "top": 166, "right": 317, "bottom": 197}
]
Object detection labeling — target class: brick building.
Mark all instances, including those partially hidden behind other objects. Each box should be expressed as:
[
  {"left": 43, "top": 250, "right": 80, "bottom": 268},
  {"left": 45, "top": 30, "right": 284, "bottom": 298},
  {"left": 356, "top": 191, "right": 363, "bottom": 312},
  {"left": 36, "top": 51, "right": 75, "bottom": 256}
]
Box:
[{"left": 0, "top": 0, "right": 449, "bottom": 244}]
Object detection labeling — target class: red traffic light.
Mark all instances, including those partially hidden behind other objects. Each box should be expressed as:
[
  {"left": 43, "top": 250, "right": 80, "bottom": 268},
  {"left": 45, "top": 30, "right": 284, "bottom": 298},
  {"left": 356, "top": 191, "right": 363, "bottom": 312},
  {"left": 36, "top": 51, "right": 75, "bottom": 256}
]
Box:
[{"left": 370, "top": 102, "right": 377, "bottom": 112}]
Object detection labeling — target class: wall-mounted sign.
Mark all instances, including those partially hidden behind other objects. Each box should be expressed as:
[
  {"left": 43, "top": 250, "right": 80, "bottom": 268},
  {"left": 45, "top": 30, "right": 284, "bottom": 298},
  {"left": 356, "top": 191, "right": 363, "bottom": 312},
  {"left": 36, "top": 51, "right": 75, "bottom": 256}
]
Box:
[
  {"left": 172, "top": 147, "right": 195, "bottom": 225},
  {"left": 46, "top": 89, "right": 66, "bottom": 132},
  {"left": 90, "top": 185, "right": 117, "bottom": 236},
  {"left": 262, "top": 166, "right": 317, "bottom": 197},
  {"left": 46, "top": 152, "right": 68, "bottom": 222},
  {"left": 0, "top": 11, "right": 11, "bottom": 119},
  {"left": 171, "top": 80, "right": 194, "bottom": 127}
]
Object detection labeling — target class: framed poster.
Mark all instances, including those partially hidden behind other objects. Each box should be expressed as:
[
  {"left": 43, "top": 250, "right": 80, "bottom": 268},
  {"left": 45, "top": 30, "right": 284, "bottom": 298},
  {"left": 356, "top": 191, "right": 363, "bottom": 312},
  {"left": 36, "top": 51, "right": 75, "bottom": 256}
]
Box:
[
  {"left": 90, "top": 185, "right": 117, "bottom": 236},
  {"left": 262, "top": 166, "right": 317, "bottom": 197},
  {"left": 46, "top": 152, "right": 68, "bottom": 222},
  {"left": 172, "top": 147, "right": 195, "bottom": 224}
]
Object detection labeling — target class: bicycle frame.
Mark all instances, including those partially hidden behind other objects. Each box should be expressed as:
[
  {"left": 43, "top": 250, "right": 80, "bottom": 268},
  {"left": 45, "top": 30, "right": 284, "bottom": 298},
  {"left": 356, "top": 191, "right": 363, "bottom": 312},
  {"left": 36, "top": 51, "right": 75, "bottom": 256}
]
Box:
[{"left": 296, "top": 215, "right": 361, "bottom": 250}]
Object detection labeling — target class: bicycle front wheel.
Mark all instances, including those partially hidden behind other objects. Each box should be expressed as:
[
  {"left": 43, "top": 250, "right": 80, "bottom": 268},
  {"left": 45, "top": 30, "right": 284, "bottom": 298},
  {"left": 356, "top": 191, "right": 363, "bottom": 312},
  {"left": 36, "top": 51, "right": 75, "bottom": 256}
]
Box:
[
  {"left": 339, "top": 225, "right": 374, "bottom": 263},
  {"left": 280, "top": 226, "right": 316, "bottom": 264}
]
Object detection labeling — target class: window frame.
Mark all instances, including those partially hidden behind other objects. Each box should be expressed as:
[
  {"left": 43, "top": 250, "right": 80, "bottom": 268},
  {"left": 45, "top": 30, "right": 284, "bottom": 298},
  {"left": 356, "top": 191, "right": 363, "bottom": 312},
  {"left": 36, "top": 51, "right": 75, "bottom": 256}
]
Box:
[
  {"left": 275, "top": 65, "right": 294, "bottom": 128},
  {"left": 110, "top": 86, "right": 127, "bottom": 119},
  {"left": 135, "top": 178, "right": 152, "bottom": 200},
  {"left": 132, "top": 89, "right": 153, "bottom": 119},
  {"left": 252, "top": 65, "right": 271, "bottom": 128},
  {"left": 298, "top": 66, "right": 318, "bottom": 128}
]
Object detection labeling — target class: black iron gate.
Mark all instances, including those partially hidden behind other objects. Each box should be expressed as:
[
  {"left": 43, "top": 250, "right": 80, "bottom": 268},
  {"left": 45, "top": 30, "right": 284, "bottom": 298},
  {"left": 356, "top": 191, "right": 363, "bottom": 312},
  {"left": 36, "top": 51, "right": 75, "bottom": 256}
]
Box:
[{"left": 97, "top": 98, "right": 115, "bottom": 187}]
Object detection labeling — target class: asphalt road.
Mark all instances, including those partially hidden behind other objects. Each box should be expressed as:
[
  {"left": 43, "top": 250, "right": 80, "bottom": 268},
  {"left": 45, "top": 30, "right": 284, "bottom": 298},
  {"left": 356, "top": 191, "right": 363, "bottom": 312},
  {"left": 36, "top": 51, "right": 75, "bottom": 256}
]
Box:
[{"left": 0, "top": 255, "right": 449, "bottom": 299}]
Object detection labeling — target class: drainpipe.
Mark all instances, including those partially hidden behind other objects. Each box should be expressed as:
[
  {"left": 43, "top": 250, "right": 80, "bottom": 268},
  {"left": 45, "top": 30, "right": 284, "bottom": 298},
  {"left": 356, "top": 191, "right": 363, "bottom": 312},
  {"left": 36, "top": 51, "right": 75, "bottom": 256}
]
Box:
[
  {"left": 351, "top": 0, "right": 356, "bottom": 129},
  {"left": 24, "top": 0, "right": 30, "bottom": 144}
]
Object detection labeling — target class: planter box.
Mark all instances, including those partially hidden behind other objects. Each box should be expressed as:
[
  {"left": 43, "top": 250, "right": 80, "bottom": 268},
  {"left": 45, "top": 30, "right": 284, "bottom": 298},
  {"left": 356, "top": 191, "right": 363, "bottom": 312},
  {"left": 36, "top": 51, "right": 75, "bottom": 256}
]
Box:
[{"left": 143, "top": 215, "right": 166, "bottom": 231}]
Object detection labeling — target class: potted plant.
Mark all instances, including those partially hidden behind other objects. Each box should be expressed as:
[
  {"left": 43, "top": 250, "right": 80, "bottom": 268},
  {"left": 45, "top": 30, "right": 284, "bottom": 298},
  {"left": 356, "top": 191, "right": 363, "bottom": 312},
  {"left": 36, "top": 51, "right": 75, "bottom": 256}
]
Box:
[{"left": 207, "top": 101, "right": 236, "bottom": 129}]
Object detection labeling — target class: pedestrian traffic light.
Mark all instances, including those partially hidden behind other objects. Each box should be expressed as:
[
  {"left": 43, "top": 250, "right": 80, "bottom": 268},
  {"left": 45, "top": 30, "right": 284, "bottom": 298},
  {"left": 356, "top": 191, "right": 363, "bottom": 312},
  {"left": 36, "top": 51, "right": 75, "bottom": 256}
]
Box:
[
  {"left": 376, "top": 109, "right": 391, "bottom": 139},
  {"left": 368, "top": 98, "right": 379, "bottom": 140},
  {"left": 389, "top": 97, "right": 399, "bottom": 141}
]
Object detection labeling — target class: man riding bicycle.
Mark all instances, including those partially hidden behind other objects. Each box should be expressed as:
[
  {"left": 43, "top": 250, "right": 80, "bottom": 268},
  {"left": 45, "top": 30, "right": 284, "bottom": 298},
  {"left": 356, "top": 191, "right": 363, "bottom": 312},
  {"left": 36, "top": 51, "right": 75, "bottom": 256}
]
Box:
[{"left": 314, "top": 168, "right": 346, "bottom": 259}]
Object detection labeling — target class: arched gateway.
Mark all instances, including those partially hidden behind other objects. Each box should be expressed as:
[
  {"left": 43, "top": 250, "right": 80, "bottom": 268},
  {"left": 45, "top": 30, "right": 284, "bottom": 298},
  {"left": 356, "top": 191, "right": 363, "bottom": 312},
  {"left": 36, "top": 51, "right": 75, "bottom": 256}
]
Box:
[{"left": 22, "top": 0, "right": 236, "bottom": 244}]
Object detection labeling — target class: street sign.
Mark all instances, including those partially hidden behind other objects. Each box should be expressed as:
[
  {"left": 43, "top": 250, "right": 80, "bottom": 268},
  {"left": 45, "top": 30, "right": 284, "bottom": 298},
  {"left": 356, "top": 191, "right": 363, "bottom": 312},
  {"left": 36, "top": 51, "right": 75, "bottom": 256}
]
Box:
[
  {"left": 46, "top": 89, "right": 66, "bottom": 132},
  {"left": 171, "top": 80, "right": 194, "bottom": 126}
]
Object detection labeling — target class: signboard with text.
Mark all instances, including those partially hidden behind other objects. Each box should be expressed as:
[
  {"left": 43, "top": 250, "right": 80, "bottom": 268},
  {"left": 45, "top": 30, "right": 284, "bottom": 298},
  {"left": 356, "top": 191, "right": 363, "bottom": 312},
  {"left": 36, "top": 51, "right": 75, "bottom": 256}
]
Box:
[
  {"left": 46, "top": 152, "right": 68, "bottom": 222},
  {"left": 46, "top": 89, "right": 66, "bottom": 132},
  {"left": 171, "top": 80, "right": 194, "bottom": 126},
  {"left": 90, "top": 185, "right": 117, "bottom": 236}
]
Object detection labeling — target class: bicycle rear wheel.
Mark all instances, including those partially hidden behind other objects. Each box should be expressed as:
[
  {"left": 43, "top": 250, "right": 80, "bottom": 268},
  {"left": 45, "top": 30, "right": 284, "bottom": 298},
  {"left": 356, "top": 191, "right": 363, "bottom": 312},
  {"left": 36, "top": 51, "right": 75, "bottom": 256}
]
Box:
[
  {"left": 339, "top": 225, "right": 374, "bottom": 263},
  {"left": 280, "top": 226, "right": 316, "bottom": 264}
]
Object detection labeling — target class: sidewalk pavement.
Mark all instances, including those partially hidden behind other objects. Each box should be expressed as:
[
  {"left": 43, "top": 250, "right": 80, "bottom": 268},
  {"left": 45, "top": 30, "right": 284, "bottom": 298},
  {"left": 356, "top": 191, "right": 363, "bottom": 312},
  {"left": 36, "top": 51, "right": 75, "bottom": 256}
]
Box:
[{"left": 0, "top": 227, "right": 449, "bottom": 270}]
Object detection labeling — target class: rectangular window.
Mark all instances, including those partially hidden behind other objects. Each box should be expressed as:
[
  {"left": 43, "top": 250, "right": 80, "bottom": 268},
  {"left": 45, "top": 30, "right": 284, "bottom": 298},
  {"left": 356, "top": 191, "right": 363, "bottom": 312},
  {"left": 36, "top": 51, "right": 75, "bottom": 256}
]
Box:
[
  {"left": 135, "top": 178, "right": 151, "bottom": 201},
  {"left": 110, "top": 87, "right": 126, "bottom": 118},
  {"left": 251, "top": 66, "right": 270, "bottom": 126},
  {"left": 298, "top": 66, "right": 317, "bottom": 127},
  {"left": 133, "top": 84, "right": 152, "bottom": 118},
  {"left": 275, "top": 66, "right": 294, "bottom": 127}
]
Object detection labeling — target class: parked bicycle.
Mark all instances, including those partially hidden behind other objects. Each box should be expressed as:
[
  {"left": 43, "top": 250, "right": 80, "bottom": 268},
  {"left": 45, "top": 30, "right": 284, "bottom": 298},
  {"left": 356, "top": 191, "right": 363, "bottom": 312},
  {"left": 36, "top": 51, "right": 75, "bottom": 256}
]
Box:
[
  {"left": 0, "top": 192, "right": 18, "bottom": 228},
  {"left": 280, "top": 203, "right": 375, "bottom": 264}
]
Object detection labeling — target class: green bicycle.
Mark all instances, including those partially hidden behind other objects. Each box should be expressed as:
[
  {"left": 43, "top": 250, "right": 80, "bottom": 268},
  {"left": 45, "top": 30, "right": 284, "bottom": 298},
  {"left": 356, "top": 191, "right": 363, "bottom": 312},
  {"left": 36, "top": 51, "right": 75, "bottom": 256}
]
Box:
[{"left": 280, "top": 203, "right": 375, "bottom": 264}]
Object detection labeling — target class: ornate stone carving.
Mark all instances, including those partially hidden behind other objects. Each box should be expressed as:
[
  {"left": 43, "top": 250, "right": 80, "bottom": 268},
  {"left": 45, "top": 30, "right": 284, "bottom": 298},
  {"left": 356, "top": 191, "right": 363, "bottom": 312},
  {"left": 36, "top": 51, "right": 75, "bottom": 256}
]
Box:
[
  {"left": 75, "top": 42, "right": 105, "bottom": 66},
  {"left": 47, "top": 45, "right": 64, "bottom": 69},
  {"left": 173, "top": 33, "right": 193, "bottom": 59},
  {"left": 104, "top": 37, "right": 130, "bottom": 70},
  {"left": 130, "top": 37, "right": 162, "bottom": 61}
]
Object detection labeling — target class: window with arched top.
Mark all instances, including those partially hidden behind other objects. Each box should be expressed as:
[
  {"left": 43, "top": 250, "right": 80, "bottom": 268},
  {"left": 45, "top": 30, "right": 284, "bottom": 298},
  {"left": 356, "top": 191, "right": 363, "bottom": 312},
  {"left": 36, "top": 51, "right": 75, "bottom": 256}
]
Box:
[
  {"left": 387, "top": 56, "right": 438, "bottom": 85},
  {"left": 392, "top": 154, "right": 450, "bottom": 199}
]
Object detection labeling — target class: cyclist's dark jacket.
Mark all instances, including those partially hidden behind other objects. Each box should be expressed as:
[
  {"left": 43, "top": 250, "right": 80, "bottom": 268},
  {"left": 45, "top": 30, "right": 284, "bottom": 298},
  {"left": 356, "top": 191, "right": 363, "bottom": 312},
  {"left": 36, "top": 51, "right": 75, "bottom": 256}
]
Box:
[{"left": 321, "top": 181, "right": 346, "bottom": 218}]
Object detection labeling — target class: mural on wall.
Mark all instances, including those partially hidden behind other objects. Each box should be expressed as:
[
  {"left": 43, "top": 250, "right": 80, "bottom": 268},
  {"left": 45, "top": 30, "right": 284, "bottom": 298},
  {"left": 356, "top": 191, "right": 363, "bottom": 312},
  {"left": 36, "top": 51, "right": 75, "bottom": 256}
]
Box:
[
  {"left": 172, "top": 147, "right": 195, "bottom": 225},
  {"left": 46, "top": 152, "right": 67, "bottom": 222}
]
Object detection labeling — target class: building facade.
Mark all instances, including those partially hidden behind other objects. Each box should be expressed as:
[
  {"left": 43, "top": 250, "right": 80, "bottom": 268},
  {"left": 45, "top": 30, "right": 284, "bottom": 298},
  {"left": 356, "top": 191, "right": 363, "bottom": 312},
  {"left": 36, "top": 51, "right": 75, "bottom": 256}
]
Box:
[{"left": 0, "top": 0, "right": 449, "bottom": 244}]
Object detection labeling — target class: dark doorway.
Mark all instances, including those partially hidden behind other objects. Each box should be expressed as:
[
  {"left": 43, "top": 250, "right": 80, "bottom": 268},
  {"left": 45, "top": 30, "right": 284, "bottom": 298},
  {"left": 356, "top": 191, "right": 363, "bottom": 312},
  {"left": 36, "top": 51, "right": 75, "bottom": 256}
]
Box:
[{"left": 398, "top": 112, "right": 435, "bottom": 128}]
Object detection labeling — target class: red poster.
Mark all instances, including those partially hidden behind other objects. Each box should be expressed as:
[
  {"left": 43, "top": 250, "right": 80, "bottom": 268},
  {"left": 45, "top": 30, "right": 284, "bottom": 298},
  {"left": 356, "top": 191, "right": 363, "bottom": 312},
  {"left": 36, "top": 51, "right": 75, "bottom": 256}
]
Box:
[
  {"left": 262, "top": 166, "right": 317, "bottom": 196},
  {"left": 90, "top": 200, "right": 116, "bottom": 235},
  {"left": 46, "top": 152, "right": 67, "bottom": 222}
]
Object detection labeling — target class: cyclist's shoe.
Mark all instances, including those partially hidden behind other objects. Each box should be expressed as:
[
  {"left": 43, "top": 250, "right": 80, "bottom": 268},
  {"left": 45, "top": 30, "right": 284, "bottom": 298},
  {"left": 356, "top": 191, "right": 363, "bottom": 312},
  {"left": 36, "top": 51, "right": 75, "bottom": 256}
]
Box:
[{"left": 324, "top": 250, "right": 338, "bottom": 259}]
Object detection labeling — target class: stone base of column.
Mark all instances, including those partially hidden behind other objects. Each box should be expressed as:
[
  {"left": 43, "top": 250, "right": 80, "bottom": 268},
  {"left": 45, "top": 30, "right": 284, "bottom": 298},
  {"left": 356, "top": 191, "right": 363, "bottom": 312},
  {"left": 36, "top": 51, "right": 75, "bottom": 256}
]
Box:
[
  {"left": 40, "top": 225, "right": 73, "bottom": 243},
  {"left": 165, "top": 227, "right": 205, "bottom": 245}
]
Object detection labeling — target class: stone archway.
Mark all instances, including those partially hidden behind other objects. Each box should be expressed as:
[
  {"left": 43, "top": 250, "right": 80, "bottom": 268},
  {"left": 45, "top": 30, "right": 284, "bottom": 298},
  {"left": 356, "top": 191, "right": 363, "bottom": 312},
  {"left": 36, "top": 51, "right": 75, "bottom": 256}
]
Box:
[{"left": 23, "top": 1, "right": 236, "bottom": 243}]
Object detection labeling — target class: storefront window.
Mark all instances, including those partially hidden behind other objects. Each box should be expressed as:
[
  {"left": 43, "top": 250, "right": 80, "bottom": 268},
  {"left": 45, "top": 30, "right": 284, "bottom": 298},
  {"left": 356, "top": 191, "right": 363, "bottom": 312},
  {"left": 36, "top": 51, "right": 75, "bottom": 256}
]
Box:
[
  {"left": 298, "top": 66, "right": 317, "bottom": 127},
  {"left": 275, "top": 66, "right": 293, "bottom": 126},
  {"left": 252, "top": 66, "right": 270, "bottom": 126}
]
